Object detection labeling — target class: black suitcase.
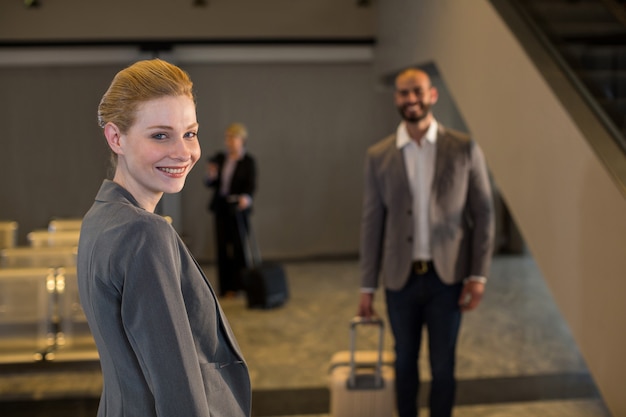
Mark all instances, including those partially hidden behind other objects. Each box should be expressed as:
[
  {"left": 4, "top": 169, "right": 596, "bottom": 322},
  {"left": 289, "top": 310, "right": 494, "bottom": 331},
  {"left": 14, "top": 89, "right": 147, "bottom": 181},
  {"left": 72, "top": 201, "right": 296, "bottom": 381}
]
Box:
[
  {"left": 235, "top": 211, "right": 289, "bottom": 309},
  {"left": 242, "top": 262, "right": 289, "bottom": 309}
]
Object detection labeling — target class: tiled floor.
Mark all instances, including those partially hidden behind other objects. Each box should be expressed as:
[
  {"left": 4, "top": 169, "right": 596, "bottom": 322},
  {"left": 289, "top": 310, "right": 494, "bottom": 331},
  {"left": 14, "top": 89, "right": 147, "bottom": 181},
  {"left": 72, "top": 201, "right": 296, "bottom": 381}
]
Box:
[
  {"left": 216, "top": 254, "right": 611, "bottom": 416},
  {"left": 0, "top": 254, "right": 613, "bottom": 416}
]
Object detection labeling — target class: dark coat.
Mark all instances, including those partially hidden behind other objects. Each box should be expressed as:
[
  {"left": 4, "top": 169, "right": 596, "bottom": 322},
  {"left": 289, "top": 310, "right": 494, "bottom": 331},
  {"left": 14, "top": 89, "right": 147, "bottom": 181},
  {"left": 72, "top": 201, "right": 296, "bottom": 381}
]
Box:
[{"left": 205, "top": 152, "right": 257, "bottom": 212}]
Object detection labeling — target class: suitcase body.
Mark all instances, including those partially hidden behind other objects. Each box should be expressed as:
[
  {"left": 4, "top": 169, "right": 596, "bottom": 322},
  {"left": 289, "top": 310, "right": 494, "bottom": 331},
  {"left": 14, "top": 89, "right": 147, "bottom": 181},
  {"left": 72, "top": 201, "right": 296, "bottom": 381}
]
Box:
[
  {"left": 242, "top": 261, "right": 289, "bottom": 309},
  {"left": 329, "top": 317, "right": 395, "bottom": 417}
]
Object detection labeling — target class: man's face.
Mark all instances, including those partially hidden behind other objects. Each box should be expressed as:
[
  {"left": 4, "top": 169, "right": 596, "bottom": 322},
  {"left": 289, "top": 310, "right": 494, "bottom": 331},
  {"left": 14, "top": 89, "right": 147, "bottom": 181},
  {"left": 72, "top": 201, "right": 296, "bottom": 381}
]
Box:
[{"left": 394, "top": 72, "right": 438, "bottom": 123}]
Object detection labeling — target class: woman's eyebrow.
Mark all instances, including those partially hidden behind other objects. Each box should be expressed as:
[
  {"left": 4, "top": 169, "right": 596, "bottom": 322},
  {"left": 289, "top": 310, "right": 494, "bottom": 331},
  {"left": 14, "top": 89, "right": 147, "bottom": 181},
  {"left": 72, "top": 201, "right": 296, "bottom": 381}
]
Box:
[{"left": 146, "top": 122, "right": 199, "bottom": 130}]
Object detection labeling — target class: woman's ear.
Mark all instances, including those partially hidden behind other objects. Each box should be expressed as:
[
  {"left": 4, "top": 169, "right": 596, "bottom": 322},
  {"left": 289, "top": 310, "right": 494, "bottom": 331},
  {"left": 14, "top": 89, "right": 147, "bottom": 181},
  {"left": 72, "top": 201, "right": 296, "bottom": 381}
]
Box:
[{"left": 104, "top": 122, "right": 124, "bottom": 155}]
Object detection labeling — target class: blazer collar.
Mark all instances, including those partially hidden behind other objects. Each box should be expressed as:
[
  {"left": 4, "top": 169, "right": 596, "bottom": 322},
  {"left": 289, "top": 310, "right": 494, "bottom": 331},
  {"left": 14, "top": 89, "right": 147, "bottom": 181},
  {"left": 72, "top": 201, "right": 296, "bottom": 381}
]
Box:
[
  {"left": 94, "top": 180, "right": 143, "bottom": 210},
  {"left": 396, "top": 119, "right": 439, "bottom": 149}
]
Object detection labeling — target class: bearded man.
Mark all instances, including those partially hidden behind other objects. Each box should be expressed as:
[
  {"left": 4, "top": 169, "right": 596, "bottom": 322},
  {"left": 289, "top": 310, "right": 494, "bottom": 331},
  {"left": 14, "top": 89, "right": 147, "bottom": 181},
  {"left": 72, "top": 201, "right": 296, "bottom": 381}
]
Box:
[{"left": 357, "top": 68, "right": 495, "bottom": 417}]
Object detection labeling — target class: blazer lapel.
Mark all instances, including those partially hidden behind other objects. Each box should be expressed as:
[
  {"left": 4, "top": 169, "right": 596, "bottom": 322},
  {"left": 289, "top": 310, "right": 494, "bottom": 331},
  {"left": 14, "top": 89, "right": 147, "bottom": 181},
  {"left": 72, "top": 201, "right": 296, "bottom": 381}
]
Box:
[
  {"left": 184, "top": 240, "right": 247, "bottom": 362},
  {"left": 388, "top": 135, "right": 412, "bottom": 196},
  {"left": 432, "top": 126, "right": 453, "bottom": 199}
]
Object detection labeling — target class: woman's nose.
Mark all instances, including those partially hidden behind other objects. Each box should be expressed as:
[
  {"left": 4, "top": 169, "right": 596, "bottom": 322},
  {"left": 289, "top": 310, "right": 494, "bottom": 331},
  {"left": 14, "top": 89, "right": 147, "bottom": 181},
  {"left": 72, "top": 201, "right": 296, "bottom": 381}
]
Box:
[{"left": 172, "top": 138, "right": 194, "bottom": 160}]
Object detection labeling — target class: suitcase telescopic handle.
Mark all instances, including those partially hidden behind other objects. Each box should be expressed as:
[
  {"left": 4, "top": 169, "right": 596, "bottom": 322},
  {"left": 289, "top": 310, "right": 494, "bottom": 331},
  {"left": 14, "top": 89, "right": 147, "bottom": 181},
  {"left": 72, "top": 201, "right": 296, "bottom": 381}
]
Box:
[
  {"left": 234, "top": 208, "right": 261, "bottom": 268},
  {"left": 349, "top": 316, "right": 385, "bottom": 389}
]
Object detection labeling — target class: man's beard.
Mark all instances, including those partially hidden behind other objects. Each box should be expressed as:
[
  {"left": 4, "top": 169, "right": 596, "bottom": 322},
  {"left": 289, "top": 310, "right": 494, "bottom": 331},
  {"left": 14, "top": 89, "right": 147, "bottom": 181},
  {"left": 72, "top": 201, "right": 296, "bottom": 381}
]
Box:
[{"left": 398, "top": 102, "right": 431, "bottom": 123}]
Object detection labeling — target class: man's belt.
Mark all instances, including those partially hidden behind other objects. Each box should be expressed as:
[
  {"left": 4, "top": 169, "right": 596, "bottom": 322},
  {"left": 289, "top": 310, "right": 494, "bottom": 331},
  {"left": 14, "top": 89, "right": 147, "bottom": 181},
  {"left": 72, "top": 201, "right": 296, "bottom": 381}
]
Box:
[{"left": 412, "top": 260, "right": 433, "bottom": 275}]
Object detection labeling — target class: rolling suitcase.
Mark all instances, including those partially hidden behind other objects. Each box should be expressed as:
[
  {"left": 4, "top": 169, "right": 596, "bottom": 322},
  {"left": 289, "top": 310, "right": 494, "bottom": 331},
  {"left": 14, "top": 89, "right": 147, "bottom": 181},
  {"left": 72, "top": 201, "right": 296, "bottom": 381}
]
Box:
[
  {"left": 329, "top": 317, "right": 395, "bottom": 417},
  {"left": 235, "top": 210, "right": 289, "bottom": 309}
]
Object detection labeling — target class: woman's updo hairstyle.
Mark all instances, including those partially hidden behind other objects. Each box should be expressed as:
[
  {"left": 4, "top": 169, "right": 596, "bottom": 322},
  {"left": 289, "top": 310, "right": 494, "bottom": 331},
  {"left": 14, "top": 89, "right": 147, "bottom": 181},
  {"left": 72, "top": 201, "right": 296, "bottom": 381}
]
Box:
[{"left": 97, "top": 59, "right": 194, "bottom": 133}]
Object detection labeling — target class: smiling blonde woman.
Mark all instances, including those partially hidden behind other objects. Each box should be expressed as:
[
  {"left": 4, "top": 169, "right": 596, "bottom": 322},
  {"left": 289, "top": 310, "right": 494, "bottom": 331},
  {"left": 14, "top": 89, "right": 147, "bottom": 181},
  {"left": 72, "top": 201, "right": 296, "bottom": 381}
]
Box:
[{"left": 78, "top": 59, "right": 251, "bottom": 417}]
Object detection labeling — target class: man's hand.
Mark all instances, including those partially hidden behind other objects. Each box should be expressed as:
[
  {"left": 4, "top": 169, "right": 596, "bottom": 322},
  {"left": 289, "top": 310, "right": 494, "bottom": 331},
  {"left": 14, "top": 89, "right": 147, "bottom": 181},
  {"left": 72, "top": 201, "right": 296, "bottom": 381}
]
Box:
[
  {"left": 358, "top": 292, "right": 376, "bottom": 319},
  {"left": 458, "top": 281, "right": 485, "bottom": 312}
]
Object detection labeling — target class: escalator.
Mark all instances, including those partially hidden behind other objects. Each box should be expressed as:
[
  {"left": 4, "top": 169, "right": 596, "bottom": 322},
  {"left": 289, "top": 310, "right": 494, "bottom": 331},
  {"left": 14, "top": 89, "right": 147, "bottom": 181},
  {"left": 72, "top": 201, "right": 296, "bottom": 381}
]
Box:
[{"left": 514, "top": 0, "right": 626, "bottom": 152}]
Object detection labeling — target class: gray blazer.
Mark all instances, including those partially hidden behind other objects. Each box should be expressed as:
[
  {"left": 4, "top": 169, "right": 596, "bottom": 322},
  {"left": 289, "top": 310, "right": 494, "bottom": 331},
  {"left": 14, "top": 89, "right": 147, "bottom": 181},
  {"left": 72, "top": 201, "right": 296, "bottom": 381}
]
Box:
[
  {"left": 360, "top": 124, "right": 495, "bottom": 290},
  {"left": 78, "top": 180, "right": 251, "bottom": 417}
]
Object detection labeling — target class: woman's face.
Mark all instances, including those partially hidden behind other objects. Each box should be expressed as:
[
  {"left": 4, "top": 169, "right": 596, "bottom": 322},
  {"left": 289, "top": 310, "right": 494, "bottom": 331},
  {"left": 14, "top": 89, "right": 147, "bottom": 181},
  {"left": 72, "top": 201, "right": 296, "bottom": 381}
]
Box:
[
  {"left": 107, "top": 95, "right": 200, "bottom": 211},
  {"left": 225, "top": 132, "right": 244, "bottom": 156}
]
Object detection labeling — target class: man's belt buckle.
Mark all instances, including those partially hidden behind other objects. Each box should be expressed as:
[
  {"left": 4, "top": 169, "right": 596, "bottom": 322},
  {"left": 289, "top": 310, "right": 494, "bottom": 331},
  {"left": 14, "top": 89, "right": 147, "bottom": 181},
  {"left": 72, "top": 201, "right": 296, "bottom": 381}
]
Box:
[{"left": 414, "top": 261, "right": 428, "bottom": 275}]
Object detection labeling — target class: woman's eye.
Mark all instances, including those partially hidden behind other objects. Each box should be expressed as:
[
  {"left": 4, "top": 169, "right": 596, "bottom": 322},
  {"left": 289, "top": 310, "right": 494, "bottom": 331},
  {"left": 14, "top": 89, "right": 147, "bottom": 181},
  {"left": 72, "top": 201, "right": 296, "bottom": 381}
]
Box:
[
  {"left": 152, "top": 133, "right": 167, "bottom": 140},
  {"left": 184, "top": 131, "right": 198, "bottom": 139}
]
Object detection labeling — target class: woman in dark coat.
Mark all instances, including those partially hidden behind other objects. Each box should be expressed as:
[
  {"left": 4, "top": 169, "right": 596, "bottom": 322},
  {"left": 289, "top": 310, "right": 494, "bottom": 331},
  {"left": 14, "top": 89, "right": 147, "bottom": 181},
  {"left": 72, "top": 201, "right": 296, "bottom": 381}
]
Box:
[{"left": 205, "top": 123, "right": 257, "bottom": 298}]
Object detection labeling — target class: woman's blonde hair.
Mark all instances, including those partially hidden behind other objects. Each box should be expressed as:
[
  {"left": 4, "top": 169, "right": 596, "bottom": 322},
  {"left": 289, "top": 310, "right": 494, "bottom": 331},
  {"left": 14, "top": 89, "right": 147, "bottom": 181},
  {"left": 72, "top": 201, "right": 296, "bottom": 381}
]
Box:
[
  {"left": 225, "top": 123, "right": 248, "bottom": 141},
  {"left": 98, "top": 59, "right": 195, "bottom": 133}
]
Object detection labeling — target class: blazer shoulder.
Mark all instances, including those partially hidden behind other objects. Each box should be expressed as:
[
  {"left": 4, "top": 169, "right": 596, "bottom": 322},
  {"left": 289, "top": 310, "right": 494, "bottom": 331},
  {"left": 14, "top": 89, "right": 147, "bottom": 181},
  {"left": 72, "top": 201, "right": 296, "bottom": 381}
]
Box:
[
  {"left": 241, "top": 153, "right": 256, "bottom": 167},
  {"left": 367, "top": 134, "right": 396, "bottom": 158},
  {"left": 98, "top": 205, "right": 174, "bottom": 247},
  {"left": 438, "top": 125, "right": 481, "bottom": 158},
  {"left": 439, "top": 125, "right": 472, "bottom": 144},
  {"left": 82, "top": 204, "right": 178, "bottom": 281}
]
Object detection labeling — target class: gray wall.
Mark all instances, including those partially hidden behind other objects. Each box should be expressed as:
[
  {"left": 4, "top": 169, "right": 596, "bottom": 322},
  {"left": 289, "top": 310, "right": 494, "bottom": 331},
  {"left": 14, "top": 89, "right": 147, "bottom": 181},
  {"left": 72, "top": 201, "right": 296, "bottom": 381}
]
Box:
[
  {"left": 0, "top": 51, "right": 401, "bottom": 262},
  {"left": 0, "top": 65, "right": 114, "bottom": 241},
  {"left": 183, "top": 60, "right": 396, "bottom": 260}
]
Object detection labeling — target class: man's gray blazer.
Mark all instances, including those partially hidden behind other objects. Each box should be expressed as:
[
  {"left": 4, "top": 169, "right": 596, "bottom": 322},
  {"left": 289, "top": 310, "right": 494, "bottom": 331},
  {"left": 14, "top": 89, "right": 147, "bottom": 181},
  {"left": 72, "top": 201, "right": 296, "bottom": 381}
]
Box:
[
  {"left": 360, "top": 124, "right": 495, "bottom": 291},
  {"left": 78, "top": 180, "right": 251, "bottom": 417}
]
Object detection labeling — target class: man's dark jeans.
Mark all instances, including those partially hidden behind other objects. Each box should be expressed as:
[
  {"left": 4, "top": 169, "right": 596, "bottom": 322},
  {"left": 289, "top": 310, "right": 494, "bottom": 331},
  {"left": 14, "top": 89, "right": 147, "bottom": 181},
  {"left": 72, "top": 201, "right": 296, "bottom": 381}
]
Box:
[{"left": 385, "top": 265, "right": 463, "bottom": 417}]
